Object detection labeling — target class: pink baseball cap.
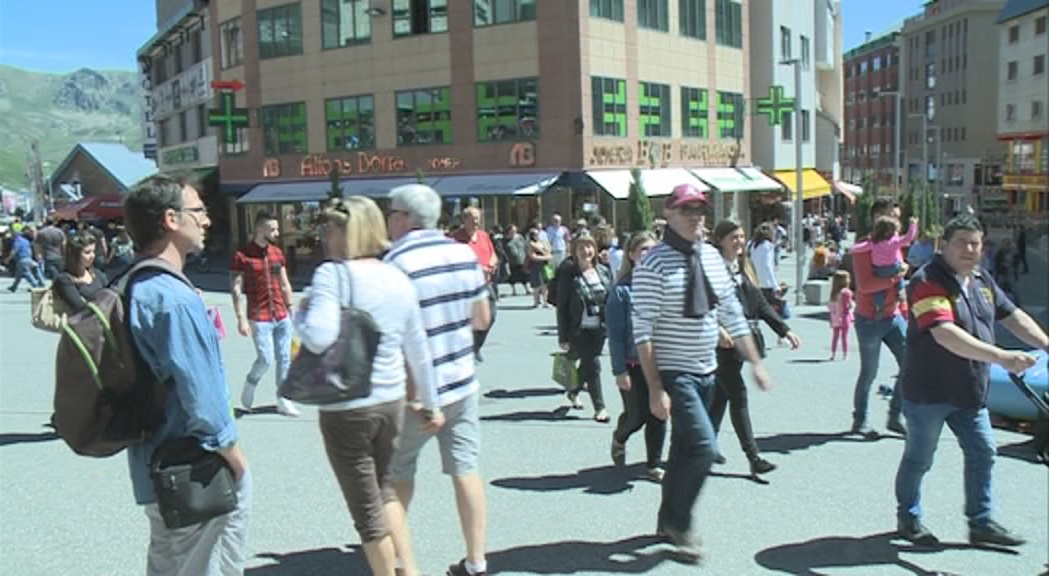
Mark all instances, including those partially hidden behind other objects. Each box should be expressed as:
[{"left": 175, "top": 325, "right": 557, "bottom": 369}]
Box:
[{"left": 666, "top": 183, "right": 708, "bottom": 209}]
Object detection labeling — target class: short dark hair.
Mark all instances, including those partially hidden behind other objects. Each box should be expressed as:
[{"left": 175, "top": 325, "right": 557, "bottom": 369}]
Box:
[
  {"left": 255, "top": 211, "right": 276, "bottom": 225},
  {"left": 942, "top": 214, "right": 983, "bottom": 242},
  {"left": 123, "top": 174, "right": 188, "bottom": 250},
  {"left": 871, "top": 198, "right": 895, "bottom": 219}
]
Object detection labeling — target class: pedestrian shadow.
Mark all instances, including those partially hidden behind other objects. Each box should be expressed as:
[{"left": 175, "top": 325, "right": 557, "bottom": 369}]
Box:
[
  {"left": 487, "top": 534, "right": 675, "bottom": 574},
  {"left": 491, "top": 463, "right": 652, "bottom": 496},
  {"left": 997, "top": 439, "right": 1048, "bottom": 466},
  {"left": 481, "top": 406, "right": 584, "bottom": 423},
  {"left": 234, "top": 406, "right": 281, "bottom": 419},
  {"left": 500, "top": 304, "right": 542, "bottom": 311},
  {"left": 756, "top": 432, "right": 878, "bottom": 455},
  {"left": 788, "top": 358, "right": 834, "bottom": 364},
  {"left": 484, "top": 387, "right": 565, "bottom": 400},
  {"left": 0, "top": 431, "right": 59, "bottom": 447},
  {"left": 799, "top": 311, "right": 831, "bottom": 322},
  {"left": 754, "top": 530, "right": 1017, "bottom": 575},
  {"left": 246, "top": 546, "right": 367, "bottom": 574}
]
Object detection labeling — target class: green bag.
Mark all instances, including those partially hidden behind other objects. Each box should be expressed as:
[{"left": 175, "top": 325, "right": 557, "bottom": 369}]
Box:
[
  {"left": 541, "top": 262, "right": 555, "bottom": 282},
  {"left": 551, "top": 351, "right": 579, "bottom": 390}
]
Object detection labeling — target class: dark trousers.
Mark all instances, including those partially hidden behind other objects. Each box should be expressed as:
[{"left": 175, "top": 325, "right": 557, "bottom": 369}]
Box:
[
  {"left": 1014, "top": 251, "right": 1028, "bottom": 274},
  {"left": 710, "top": 351, "right": 761, "bottom": 460},
  {"left": 569, "top": 327, "right": 606, "bottom": 411},
  {"left": 613, "top": 364, "right": 666, "bottom": 468},
  {"left": 473, "top": 284, "right": 498, "bottom": 354}
]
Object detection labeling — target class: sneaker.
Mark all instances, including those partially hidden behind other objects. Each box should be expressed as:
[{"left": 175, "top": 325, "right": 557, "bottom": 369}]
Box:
[
  {"left": 447, "top": 559, "right": 487, "bottom": 576},
  {"left": 474, "top": 351, "right": 484, "bottom": 364},
  {"left": 851, "top": 421, "right": 879, "bottom": 439},
  {"left": 877, "top": 384, "right": 894, "bottom": 398},
  {"left": 276, "top": 397, "right": 301, "bottom": 417},
  {"left": 661, "top": 525, "right": 703, "bottom": 563},
  {"left": 886, "top": 415, "right": 907, "bottom": 437},
  {"left": 749, "top": 456, "right": 777, "bottom": 475},
  {"left": 611, "top": 437, "right": 626, "bottom": 467},
  {"left": 969, "top": 520, "right": 1026, "bottom": 547},
  {"left": 897, "top": 518, "right": 939, "bottom": 544},
  {"left": 712, "top": 452, "right": 727, "bottom": 465},
  {"left": 240, "top": 383, "right": 257, "bottom": 411},
  {"left": 646, "top": 467, "right": 665, "bottom": 482}
]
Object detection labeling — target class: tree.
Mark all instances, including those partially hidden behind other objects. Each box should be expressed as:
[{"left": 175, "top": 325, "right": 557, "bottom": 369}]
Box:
[
  {"left": 326, "top": 166, "right": 343, "bottom": 201},
  {"left": 900, "top": 179, "right": 942, "bottom": 238},
  {"left": 853, "top": 172, "right": 877, "bottom": 239},
  {"left": 627, "top": 167, "right": 653, "bottom": 232}
]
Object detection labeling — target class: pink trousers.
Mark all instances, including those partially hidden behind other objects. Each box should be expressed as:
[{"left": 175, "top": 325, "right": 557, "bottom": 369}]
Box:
[{"left": 831, "top": 323, "right": 851, "bottom": 356}]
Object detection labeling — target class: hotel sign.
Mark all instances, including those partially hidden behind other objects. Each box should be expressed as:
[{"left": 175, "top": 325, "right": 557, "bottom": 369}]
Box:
[
  {"left": 590, "top": 139, "right": 745, "bottom": 168},
  {"left": 1002, "top": 173, "right": 1048, "bottom": 190},
  {"left": 259, "top": 152, "right": 465, "bottom": 178}
]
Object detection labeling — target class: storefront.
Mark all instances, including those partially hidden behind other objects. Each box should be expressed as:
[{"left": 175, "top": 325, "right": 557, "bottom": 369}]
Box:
[{"left": 772, "top": 169, "right": 833, "bottom": 214}]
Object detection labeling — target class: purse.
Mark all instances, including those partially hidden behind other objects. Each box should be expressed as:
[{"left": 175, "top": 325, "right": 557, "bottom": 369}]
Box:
[
  {"left": 551, "top": 351, "right": 580, "bottom": 390},
  {"left": 149, "top": 437, "right": 238, "bottom": 529},
  {"left": 31, "top": 285, "right": 74, "bottom": 333},
  {"left": 279, "top": 262, "right": 381, "bottom": 405}
]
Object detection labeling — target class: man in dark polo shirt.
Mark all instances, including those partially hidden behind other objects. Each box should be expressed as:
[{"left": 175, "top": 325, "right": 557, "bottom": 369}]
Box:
[{"left": 895, "top": 215, "right": 1048, "bottom": 547}]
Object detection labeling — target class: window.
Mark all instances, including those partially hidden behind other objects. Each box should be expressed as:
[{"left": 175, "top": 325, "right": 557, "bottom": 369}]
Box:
[
  {"left": 158, "top": 119, "right": 170, "bottom": 148},
  {"left": 872, "top": 55, "right": 881, "bottom": 71},
  {"left": 679, "top": 0, "right": 706, "bottom": 39},
  {"left": 393, "top": 0, "right": 448, "bottom": 36},
  {"left": 780, "top": 26, "right": 792, "bottom": 60},
  {"left": 926, "top": 95, "right": 935, "bottom": 120},
  {"left": 262, "top": 103, "right": 307, "bottom": 154},
  {"left": 781, "top": 110, "right": 793, "bottom": 141},
  {"left": 1008, "top": 60, "right": 1018, "bottom": 81},
  {"left": 715, "top": 0, "right": 742, "bottom": 48},
  {"left": 1037, "top": 16, "right": 1047, "bottom": 36},
  {"left": 1006, "top": 103, "right": 1016, "bottom": 121},
  {"left": 590, "top": 0, "right": 624, "bottom": 22},
  {"left": 1035, "top": 55, "right": 1046, "bottom": 76},
  {"left": 1033, "top": 101, "right": 1044, "bottom": 120},
  {"left": 325, "top": 95, "right": 375, "bottom": 150},
  {"left": 219, "top": 19, "right": 243, "bottom": 69},
  {"left": 639, "top": 82, "right": 671, "bottom": 136},
  {"left": 396, "top": 87, "right": 452, "bottom": 145},
  {"left": 191, "top": 29, "right": 203, "bottom": 64},
  {"left": 860, "top": 60, "right": 868, "bottom": 74},
  {"left": 322, "top": 0, "right": 371, "bottom": 48},
  {"left": 925, "top": 62, "right": 935, "bottom": 88},
  {"left": 258, "top": 3, "right": 303, "bottom": 59},
  {"left": 716, "top": 91, "right": 743, "bottom": 139},
  {"left": 681, "top": 87, "right": 709, "bottom": 137},
  {"left": 925, "top": 30, "right": 935, "bottom": 58},
  {"left": 196, "top": 104, "right": 207, "bottom": 140},
  {"left": 173, "top": 43, "right": 184, "bottom": 74},
  {"left": 1008, "top": 25, "right": 1019, "bottom": 44},
  {"left": 222, "top": 127, "right": 249, "bottom": 155},
  {"left": 591, "top": 77, "right": 627, "bottom": 136},
  {"left": 476, "top": 78, "right": 538, "bottom": 141},
  {"left": 638, "top": 0, "right": 668, "bottom": 31},
  {"left": 474, "top": 0, "right": 536, "bottom": 26},
  {"left": 801, "top": 35, "right": 810, "bottom": 70}
]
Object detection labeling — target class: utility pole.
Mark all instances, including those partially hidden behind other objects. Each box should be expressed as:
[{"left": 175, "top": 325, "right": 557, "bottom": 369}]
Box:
[
  {"left": 27, "top": 141, "right": 45, "bottom": 222},
  {"left": 781, "top": 58, "right": 805, "bottom": 306}
]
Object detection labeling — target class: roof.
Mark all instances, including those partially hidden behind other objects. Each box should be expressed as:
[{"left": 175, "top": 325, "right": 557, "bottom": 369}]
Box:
[
  {"left": 52, "top": 142, "right": 158, "bottom": 191},
  {"left": 997, "top": 0, "right": 1049, "bottom": 22}
]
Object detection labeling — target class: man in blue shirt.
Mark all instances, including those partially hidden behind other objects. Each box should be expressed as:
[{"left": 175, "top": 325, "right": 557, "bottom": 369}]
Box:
[
  {"left": 6, "top": 228, "right": 45, "bottom": 292},
  {"left": 123, "top": 174, "right": 251, "bottom": 574}
]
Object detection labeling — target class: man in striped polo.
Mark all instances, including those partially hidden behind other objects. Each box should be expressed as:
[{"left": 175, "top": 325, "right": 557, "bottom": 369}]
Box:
[
  {"left": 633, "top": 184, "right": 772, "bottom": 562},
  {"left": 384, "top": 184, "right": 493, "bottom": 576}
]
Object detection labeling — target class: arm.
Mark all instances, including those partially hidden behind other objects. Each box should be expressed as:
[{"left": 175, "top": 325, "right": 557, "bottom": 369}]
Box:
[
  {"left": 999, "top": 311, "right": 1049, "bottom": 351},
  {"left": 931, "top": 323, "right": 1014, "bottom": 364},
  {"left": 708, "top": 249, "right": 768, "bottom": 383},
  {"left": 555, "top": 267, "right": 574, "bottom": 344},
  {"left": 750, "top": 281, "right": 790, "bottom": 338},
  {"left": 485, "top": 234, "right": 498, "bottom": 269},
  {"left": 293, "top": 264, "right": 340, "bottom": 353},
  {"left": 53, "top": 274, "right": 87, "bottom": 313},
  {"left": 402, "top": 292, "right": 440, "bottom": 412},
  {"left": 469, "top": 263, "right": 491, "bottom": 331},
  {"left": 604, "top": 286, "right": 631, "bottom": 376},
  {"left": 900, "top": 219, "right": 918, "bottom": 247},
  {"left": 279, "top": 265, "right": 294, "bottom": 311},
  {"left": 229, "top": 270, "right": 250, "bottom": 336}
]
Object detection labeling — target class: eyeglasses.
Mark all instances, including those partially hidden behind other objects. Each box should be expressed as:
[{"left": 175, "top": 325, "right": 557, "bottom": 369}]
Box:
[
  {"left": 675, "top": 205, "right": 707, "bottom": 217},
  {"left": 179, "top": 206, "right": 208, "bottom": 217}
]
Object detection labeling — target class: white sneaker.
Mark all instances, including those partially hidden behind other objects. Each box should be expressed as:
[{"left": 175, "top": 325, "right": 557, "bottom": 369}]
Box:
[
  {"left": 276, "top": 397, "right": 301, "bottom": 417},
  {"left": 241, "top": 383, "right": 257, "bottom": 411}
]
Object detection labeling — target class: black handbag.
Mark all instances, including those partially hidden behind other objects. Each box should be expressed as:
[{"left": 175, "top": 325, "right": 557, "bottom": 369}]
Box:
[
  {"left": 279, "top": 262, "right": 381, "bottom": 405},
  {"left": 149, "top": 437, "right": 237, "bottom": 529}
]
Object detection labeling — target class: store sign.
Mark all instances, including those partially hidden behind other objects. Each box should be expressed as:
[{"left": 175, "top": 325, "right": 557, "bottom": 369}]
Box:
[
  {"left": 154, "top": 60, "right": 213, "bottom": 117},
  {"left": 298, "top": 152, "right": 462, "bottom": 178},
  {"left": 509, "top": 142, "right": 536, "bottom": 167},
  {"left": 1002, "top": 174, "right": 1049, "bottom": 189},
  {"left": 162, "top": 144, "right": 199, "bottom": 166},
  {"left": 139, "top": 59, "right": 157, "bottom": 160},
  {"left": 263, "top": 158, "right": 281, "bottom": 178},
  {"left": 590, "top": 140, "right": 744, "bottom": 168}
]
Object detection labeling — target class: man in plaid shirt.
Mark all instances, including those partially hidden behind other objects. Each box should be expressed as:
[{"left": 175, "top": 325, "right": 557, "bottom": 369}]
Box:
[{"left": 231, "top": 211, "right": 298, "bottom": 416}]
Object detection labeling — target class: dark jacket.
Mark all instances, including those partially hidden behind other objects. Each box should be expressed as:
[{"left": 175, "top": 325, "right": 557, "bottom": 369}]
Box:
[
  {"left": 718, "top": 265, "right": 790, "bottom": 363},
  {"left": 556, "top": 261, "right": 612, "bottom": 343},
  {"left": 54, "top": 270, "right": 109, "bottom": 313}
]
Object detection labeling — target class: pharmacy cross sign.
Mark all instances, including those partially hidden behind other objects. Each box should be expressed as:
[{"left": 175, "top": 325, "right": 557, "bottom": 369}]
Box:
[
  {"left": 208, "top": 92, "right": 249, "bottom": 144},
  {"left": 755, "top": 85, "right": 795, "bottom": 127}
]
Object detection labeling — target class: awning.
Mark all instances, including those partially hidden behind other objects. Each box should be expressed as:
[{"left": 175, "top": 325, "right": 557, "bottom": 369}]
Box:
[
  {"left": 690, "top": 167, "right": 784, "bottom": 192},
  {"left": 50, "top": 195, "right": 126, "bottom": 222},
  {"left": 236, "top": 177, "right": 419, "bottom": 204},
  {"left": 834, "top": 180, "right": 863, "bottom": 204},
  {"left": 773, "top": 169, "right": 833, "bottom": 200},
  {"left": 586, "top": 168, "right": 709, "bottom": 200},
  {"left": 429, "top": 172, "right": 561, "bottom": 198}
]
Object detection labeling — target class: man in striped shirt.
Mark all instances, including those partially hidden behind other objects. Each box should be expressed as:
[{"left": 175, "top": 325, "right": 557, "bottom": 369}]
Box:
[
  {"left": 633, "top": 184, "right": 772, "bottom": 562},
  {"left": 384, "top": 184, "right": 493, "bottom": 576}
]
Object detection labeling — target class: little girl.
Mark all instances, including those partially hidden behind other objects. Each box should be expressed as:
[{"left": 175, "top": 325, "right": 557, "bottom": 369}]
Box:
[{"left": 828, "top": 270, "right": 854, "bottom": 361}]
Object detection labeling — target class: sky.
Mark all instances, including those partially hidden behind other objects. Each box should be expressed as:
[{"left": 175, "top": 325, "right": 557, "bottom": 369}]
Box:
[{"left": 0, "top": 0, "right": 926, "bottom": 75}]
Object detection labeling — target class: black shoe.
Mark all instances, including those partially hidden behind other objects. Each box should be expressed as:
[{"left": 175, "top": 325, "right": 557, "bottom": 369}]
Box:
[
  {"left": 713, "top": 453, "right": 727, "bottom": 465},
  {"left": 749, "top": 456, "right": 777, "bottom": 475},
  {"left": 447, "top": 559, "right": 487, "bottom": 576},
  {"left": 611, "top": 437, "right": 626, "bottom": 467},
  {"left": 897, "top": 518, "right": 939, "bottom": 544},
  {"left": 886, "top": 415, "right": 907, "bottom": 437},
  {"left": 851, "top": 421, "right": 879, "bottom": 439},
  {"left": 969, "top": 520, "right": 1026, "bottom": 547},
  {"left": 474, "top": 351, "right": 484, "bottom": 364}
]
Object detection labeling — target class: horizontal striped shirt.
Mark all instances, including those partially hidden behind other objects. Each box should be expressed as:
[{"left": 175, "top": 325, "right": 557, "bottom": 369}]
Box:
[
  {"left": 632, "top": 241, "right": 750, "bottom": 375},
  {"left": 385, "top": 229, "right": 487, "bottom": 407}
]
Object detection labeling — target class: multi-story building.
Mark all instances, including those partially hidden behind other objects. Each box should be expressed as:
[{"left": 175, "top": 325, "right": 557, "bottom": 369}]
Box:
[
  {"left": 209, "top": 0, "right": 782, "bottom": 271},
  {"left": 900, "top": 0, "right": 1006, "bottom": 214},
  {"left": 996, "top": 0, "right": 1049, "bottom": 214},
  {"left": 814, "top": 0, "right": 845, "bottom": 192},
  {"left": 842, "top": 29, "right": 902, "bottom": 190}
]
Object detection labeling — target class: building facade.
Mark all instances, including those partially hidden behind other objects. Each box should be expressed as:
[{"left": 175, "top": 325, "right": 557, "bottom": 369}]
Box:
[
  {"left": 842, "top": 30, "right": 902, "bottom": 190},
  {"left": 814, "top": 0, "right": 844, "bottom": 187},
  {"left": 995, "top": 0, "right": 1049, "bottom": 214}
]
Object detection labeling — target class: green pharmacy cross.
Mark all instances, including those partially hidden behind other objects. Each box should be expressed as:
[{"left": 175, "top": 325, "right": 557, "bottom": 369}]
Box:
[
  {"left": 755, "top": 85, "right": 795, "bottom": 127},
  {"left": 209, "top": 92, "right": 249, "bottom": 144}
]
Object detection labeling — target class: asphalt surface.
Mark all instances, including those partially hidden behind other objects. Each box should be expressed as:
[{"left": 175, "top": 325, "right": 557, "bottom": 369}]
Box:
[{"left": 1, "top": 243, "right": 1046, "bottom": 575}]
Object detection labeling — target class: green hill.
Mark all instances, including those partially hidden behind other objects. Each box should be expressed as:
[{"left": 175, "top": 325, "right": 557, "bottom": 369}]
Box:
[{"left": 0, "top": 65, "right": 144, "bottom": 190}]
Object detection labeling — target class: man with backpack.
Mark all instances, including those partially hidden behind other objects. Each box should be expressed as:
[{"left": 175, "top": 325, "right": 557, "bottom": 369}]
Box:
[{"left": 123, "top": 174, "right": 251, "bottom": 574}]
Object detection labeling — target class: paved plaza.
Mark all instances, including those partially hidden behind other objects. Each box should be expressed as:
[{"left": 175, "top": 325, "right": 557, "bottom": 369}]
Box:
[{"left": 1, "top": 248, "right": 1047, "bottom": 575}]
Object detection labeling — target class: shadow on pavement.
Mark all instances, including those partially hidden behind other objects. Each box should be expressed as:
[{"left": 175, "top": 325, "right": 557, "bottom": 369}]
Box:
[
  {"left": 788, "top": 358, "right": 834, "bottom": 364},
  {"left": 997, "top": 439, "right": 1049, "bottom": 466},
  {"left": 754, "top": 530, "right": 1016, "bottom": 575},
  {"left": 481, "top": 407, "right": 584, "bottom": 423},
  {"left": 246, "top": 546, "right": 367, "bottom": 575},
  {"left": 491, "top": 463, "right": 652, "bottom": 495},
  {"left": 499, "top": 304, "right": 542, "bottom": 311},
  {"left": 484, "top": 387, "right": 565, "bottom": 400},
  {"left": 487, "top": 535, "right": 674, "bottom": 574},
  {"left": 799, "top": 310, "right": 831, "bottom": 322},
  {"left": 0, "top": 431, "right": 60, "bottom": 447},
  {"left": 234, "top": 406, "right": 281, "bottom": 419},
  {"left": 756, "top": 432, "right": 881, "bottom": 455}
]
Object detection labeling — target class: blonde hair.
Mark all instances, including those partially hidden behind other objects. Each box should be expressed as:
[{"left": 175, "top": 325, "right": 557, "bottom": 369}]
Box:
[
  {"left": 617, "top": 231, "right": 657, "bottom": 282},
  {"left": 322, "top": 196, "right": 390, "bottom": 259},
  {"left": 830, "top": 270, "right": 851, "bottom": 302}
]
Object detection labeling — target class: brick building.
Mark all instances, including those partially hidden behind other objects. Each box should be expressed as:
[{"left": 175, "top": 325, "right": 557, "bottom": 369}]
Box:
[{"left": 842, "top": 29, "right": 902, "bottom": 191}]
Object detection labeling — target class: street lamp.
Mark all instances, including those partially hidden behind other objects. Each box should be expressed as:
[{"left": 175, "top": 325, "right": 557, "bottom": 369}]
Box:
[
  {"left": 878, "top": 91, "right": 902, "bottom": 197},
  {"left": 780, "top": 58, "right": 804, "bottom": 306},
  {"left": 907, "top": 113, "right": 937, "bottom": 225}
]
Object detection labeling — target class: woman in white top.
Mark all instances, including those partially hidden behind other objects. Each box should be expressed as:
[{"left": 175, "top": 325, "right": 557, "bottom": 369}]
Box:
[
  {"left": 295, "top": 196, "right": 442, "bottom": 576},
  {"left": 750, "top": 222, "right": 780, "bottom": 299}
]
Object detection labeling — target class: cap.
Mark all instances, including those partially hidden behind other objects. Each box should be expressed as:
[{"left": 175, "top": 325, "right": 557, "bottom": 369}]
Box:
[{"left": 666, "top": 183, "right": 708, "bottom": 209}]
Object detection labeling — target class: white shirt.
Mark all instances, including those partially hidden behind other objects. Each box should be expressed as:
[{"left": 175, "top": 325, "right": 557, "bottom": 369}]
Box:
[{"left": 751, "top": 241, "right": 779, "bottom": 289}]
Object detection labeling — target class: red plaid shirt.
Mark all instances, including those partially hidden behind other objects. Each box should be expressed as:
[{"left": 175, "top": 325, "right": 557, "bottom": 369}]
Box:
[{"left": 231, "top": 242, "right": 289, "bottom": 322}]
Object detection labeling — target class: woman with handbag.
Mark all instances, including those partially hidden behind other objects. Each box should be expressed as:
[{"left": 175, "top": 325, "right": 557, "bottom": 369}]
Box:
[
  {"left": 710, "top": 220, "right": 801, "bottom": 477},
  {"left": 294, "top": 197, "right": 442, "bottom": 576},
  {"left": 53, "top": 233, "right": 108, "bottom": 312},
  {"left": 556, "top": 235, "right": 612, "bottom": 422},
  {"left": 526, "top": 228, "right": 552, "bottom": 309}
]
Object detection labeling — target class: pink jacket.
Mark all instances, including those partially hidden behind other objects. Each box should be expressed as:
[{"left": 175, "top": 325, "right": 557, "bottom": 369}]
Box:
[
  {"left": 869, "top": 220, "right": 918, "bottom": 268},
  {"left": 829, "top": 288, "right": 854, "bottom": 328}
]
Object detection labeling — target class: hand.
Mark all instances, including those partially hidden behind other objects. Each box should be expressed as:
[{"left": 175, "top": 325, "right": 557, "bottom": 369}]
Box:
[
  {"left": 650, "top": 389, "right": 670, "bottom": 421},
  {"left": 998, "top": 350, "right": 1037, "bottom": 374},
  {"left": 784, "top": 331, "right": 802, "bottom": 350},
  {"left": 616, "top": 373, "right": 632, "bottom": 391},
  {"left": 752, "top": 363, "right": 774, "bottom": 391},
  {"left": 718, "top": 330, "right": 734, "bottom": 349},
  {"left": 237, "top": 317, "right": 251, "bottom": 337},
  {"left": 909, "top": 216, "right": 919, "bottom": 226},
  {"left": 218, "top": 443, "right": 249, "bottom": 481},
  {"left": 559, "top": 341, "right": 570, "bottom": 352},
  {"left": 421, "top": 409, "right": 445, "bottom": 432}
]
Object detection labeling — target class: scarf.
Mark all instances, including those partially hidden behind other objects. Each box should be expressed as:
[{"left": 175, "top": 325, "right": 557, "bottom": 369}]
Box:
[{"left": 663, "top": 225, "right": 718, "bottom": 318}]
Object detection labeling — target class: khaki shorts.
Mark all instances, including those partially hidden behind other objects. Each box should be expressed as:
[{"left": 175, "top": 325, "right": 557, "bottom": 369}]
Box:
[{"left": 390, "top": 393, "right": 480, "bottom": 480}]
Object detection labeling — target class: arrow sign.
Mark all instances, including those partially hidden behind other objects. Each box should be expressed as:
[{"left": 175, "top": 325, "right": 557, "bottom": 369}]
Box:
[
  {"left": 211, "top": 79, "right": 245, "bottom": 92},
  {"left": 208, "top": 92, "right": 250, "bottom": 144},
  {"left": 755, "top": 85, "right": 795, "bottom": 127}
]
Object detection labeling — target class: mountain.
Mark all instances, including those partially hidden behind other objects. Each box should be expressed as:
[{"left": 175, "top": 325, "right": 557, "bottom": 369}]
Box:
[{"left": 0, "top": 65, "right": 145, "bottom": 190}]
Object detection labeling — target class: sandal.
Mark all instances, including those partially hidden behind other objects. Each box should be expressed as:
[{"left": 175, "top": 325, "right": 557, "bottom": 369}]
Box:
[{"left": 594, "top": 409, "right": 610, "bottom": 423}]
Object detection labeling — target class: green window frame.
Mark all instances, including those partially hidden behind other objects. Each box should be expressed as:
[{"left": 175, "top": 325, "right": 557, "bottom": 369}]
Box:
[
  {"left": 715, "top": 0, "right": 742, "bottom": 49},
  {"left": 474, "top": 0, "right": 536, "bottom": 26},
  {"left": 258, "top": 3, "right": 303, "bottom": 59},
  {"left": 591, "top": 77, "right": 627, "bottom": 136},
  {"left": 589, "top": 0, "right": 624, "bottom": 22},
  {"left": 476, "top": 78, "right": 539, "bottom": 142},
  {"left": 396, "top": 87, "right": 452, "bottom": 146},
  {"left": 262, "top": 102, "right": 308, "bottom": 155},
  {"left": 638, "top": 0, "right": 668, "bottom": 31},
  {"left": 393, "top": 0, "right": 448, "bottom": 37},
  {"left": 681, "top": 87, "right": 709, "bottom": 138},
  {"left": 321, "top": 0, "right": 371, "bottom": 48},
  {"left": 639, "top": 82, "right": 671, "bottom": 137},
  {"left": 325, "top": 95, "right": 375, "bottom": 151},
  {"left": 716, "top": 91, "right": 744, "bottom": 140},
  {"left": 679, "top": 0, "right": 706, "bottom": 39}
]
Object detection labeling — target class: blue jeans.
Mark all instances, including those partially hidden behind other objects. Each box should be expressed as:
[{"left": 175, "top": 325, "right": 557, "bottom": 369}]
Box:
[
  {"left": 895, "top": 402, "right": 996, "bottom": 526},
  {"left": 658, "top": 370, "right": 719, "bottom": 535},
  {"left": 246, "top": 317, "right": 293, "bottom": 392},
  {"left": 8, "top": 258, "right": 44, "bottom": 290},
  {"left": 852, "top": 314, "right": 906, "bottom": 425}
]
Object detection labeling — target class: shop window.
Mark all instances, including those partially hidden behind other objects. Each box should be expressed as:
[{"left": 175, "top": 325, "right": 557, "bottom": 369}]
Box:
[
  {"left": 717, "top": 91, "right": 744, "bottom": 140},
  {"left": 258, "top": 3, "right": 303, "bottom": 59},
  {"left": 325, "top": 95, "right": 375, "bottom": 150},
  {"left": 715, "top": 0, "right": 742, "bottom": 48},
  {"left": 638, "top": 0, "right": 668, "bottom": 31},
  {"left": 476, "top": 78, "right": 538, "bottom": 141},
  {"left": 220, "top": 18, "right": 243, "bottom": 69},
  {"left": 591, "top": 76, "right": 627, "bottom": 136},
  {"left": 639, "top": 82, "right": 671, "bottom": 136},
  {"left": 393, "top": 0, "right": 447, "bottom": 36},
  {"left": 590, "top": 0, "right": 624, "bottom": 22},
  {"left": 679, "top": 0, "right": 705, "bottom": 40},
  {"left": 396, "top": 87, "right": 452, "bottom": 145},
  {"left": 474, "top": 0, "right": 536, "bottom": 26},
  {"left": 222, "top": 127, "right": 249, "bottom": 156},
  {"left": 262, "top": 102, "right": 308, "bottom": 155},
  {"left": 681, "top": 87, "right": 708, "bottom": 138},
  {"left": 321, "top": 0, "right": 371, "bottom": 48}
]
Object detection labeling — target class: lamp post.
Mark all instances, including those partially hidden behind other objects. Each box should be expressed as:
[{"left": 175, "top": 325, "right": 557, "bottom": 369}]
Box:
[
  {"left": 879, "top": 91, "right": 902, "bottom": 197},
  {"left": 907, "top": 113, "right": 934, "bottom": 225},
  {"left": 779, "top": 58, "right": 804, "bottom": 306}
]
